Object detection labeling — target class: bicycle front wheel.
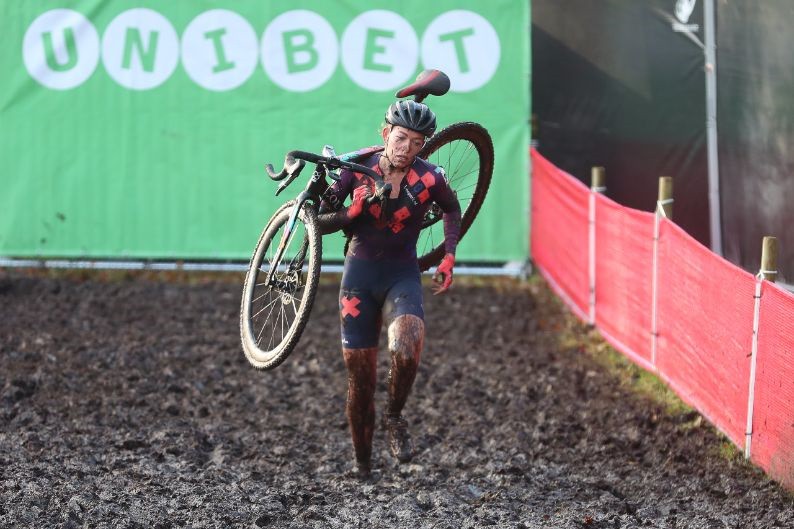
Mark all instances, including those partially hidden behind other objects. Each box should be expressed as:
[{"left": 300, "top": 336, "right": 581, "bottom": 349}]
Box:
[
  {"left": 240, "top": 201, "right": 321, "bottom": 370},
  {"left": 416, "top": 122, "right": 494, "bottom": 272}
]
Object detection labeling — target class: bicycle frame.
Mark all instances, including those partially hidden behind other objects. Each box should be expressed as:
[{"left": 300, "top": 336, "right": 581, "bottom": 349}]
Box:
[{"left": 263, "top": 149, "right": 388, "bottom": 288}]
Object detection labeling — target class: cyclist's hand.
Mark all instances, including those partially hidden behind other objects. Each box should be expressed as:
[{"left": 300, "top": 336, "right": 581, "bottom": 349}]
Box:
[
  {"left": 432, "top": 253, "right": 455, "bottom": 295},
  {"left": 347, "top": 182, "right": 373, "bottom": 219}
]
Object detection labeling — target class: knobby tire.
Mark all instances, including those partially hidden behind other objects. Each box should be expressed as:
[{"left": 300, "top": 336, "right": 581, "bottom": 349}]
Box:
[{"left": 240, "top": 201, "right": 321, "bottom": 370}]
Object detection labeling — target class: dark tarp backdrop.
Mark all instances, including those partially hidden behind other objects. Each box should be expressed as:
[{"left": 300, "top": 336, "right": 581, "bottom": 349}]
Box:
[
  {"left": 532, "top": 0, "right": 794, "bottom": 283},
  {"left": 717, "top": 2, "right": 794, "bottom": 284},
  {"left": 532, "top": 0, "right": 709, "bottom": 245}
]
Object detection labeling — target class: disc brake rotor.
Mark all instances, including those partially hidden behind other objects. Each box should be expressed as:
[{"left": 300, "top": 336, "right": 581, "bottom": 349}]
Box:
[{"left": 270, "top": 270, "right": 302, "bottom": 303}]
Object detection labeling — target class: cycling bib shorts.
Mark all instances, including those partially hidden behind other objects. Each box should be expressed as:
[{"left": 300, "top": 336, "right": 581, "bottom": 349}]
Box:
[{"left": 339, "top": 256, "right": 423, "bottom": 349}]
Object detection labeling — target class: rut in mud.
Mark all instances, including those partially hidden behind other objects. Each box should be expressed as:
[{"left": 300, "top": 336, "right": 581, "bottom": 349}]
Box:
[{"left": 1, "top": 270, "right": 792, "bottom": 528}]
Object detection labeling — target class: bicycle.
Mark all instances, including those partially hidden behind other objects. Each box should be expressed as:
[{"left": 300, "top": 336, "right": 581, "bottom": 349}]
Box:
[{"left": 240, "top": 69, "right": 494, "bottom": 370}]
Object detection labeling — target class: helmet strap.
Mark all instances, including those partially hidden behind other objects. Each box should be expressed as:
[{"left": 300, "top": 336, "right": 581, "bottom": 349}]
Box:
[{"left": 384, "top": 152, "right": 398, "bottom": 171}]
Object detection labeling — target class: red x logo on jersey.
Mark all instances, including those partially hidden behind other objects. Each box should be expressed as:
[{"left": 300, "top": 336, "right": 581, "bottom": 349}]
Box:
[
  {"left": 393, "top": 206, "right": 410, "bottom": 221},
  {"left": 420, "top": 171, "right": 436, "bottom": 188},
  {"left": 341, "top": 295, "right": 361, "bottom": 318}
]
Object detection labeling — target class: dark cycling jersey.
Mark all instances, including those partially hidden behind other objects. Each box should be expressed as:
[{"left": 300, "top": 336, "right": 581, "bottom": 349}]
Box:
[{"left": 318, "top": 152, "right": 461, "bottom": 261}]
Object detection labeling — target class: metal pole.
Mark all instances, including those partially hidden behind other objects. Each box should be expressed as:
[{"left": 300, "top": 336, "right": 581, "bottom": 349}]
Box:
[
  {"left": 0, "top": 257, "right": 530, "bottom": 277},
  {"left": 704, "top": 0, "right": 723, "bottom": 255}
]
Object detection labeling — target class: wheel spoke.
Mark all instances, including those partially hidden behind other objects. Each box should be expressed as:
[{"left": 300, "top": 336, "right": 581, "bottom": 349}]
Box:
[
  {"left": 266, "top": 309, "right": 277, "bottom": 351},
  {"left": 280, "top": 302, "right": 285, "bottom": 343},
  {"left": 255, "top": 292, "right": 280, "bottom": 345},
  {"left": 253, "top": 293, "right": 280, "bottom": 321}
]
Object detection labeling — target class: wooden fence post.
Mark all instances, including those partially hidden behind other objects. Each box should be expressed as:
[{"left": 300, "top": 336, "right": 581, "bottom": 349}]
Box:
[
  {"left": 591, "top": 167, "right": 606, "bottom": 191},
  {"left": 657, "top": 176, "right": 674, "bottom": 219},
  {"left": 760, "top": 236, "right": 779, "bottom": 282}
]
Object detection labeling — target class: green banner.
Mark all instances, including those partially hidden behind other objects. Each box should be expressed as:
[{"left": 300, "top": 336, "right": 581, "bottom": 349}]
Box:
[{"left": 0, "top": 1, "right": 529, "bottom": 263}]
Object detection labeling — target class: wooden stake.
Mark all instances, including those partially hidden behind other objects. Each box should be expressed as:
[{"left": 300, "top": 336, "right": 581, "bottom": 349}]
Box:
[
  {"left": 657, "top": 176, "right": 673, "bottom": 219},
  {"left": 591, "top": 166, "right": 606, "bottom": 191},
  {"left": 760, "top": 236, "right": 778, "bottom": 282}
]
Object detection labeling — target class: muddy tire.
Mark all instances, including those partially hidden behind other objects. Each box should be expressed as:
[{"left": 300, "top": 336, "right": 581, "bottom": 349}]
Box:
[{"left": 240, "top": 201, "right": 321, "bottom": 370}]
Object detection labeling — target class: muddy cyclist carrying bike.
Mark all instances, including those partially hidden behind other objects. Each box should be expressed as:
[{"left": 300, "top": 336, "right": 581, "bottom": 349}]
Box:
[
  {"left": 316, "top": 94, "right": 461, "bottom": 477},
  {"left": 239, "top": 69, "right": 494, "bottom": 478}
]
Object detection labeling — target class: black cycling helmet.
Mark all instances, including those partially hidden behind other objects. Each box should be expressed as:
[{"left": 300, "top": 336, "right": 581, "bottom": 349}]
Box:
[{"left": 385, "top": 100, "right": 436, "bottom": 137}]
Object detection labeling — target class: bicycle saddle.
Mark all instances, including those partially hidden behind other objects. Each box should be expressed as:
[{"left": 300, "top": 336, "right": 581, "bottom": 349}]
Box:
[{"left": 395, "top": 69, "right": 450, "bottom": 104}]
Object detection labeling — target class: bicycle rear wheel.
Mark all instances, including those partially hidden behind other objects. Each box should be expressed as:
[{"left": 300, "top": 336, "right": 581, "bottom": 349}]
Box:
[
  {"left": 416, "top": 122, "right": 494, "bottom": 271},
  {"left": 240, "top": 201, "right": 321, "bottom": 370}
]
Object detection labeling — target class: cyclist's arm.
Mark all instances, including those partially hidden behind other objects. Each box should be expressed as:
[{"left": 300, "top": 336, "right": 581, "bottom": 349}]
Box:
[
  {"left": 317, "top": 169, "right": 361, "bottom": 235},
  {"left": 431, "top": 176, "right": 462, "bottom": 256}
]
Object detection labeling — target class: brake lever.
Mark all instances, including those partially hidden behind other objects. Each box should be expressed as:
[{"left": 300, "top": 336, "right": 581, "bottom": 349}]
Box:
[
  {"left": 366, "top": 182, "right": 391, "bottom": 204},
  {"left": 321, "top": 145, "right": 342, "bottom": 181},
  {"left": 265, "top": 154, "right": 305, "bottom": 181},
  {"left": 275, "top": 172, "right": 300, "bottom": 196},
  {"left": 269, "top": 156, "right": 306, "bottom": 195}
]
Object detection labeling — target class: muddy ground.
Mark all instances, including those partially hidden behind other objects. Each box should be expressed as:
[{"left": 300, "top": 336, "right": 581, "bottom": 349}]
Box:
[{"left": 1, "top": 269, "right": 792, "bottom": 528}]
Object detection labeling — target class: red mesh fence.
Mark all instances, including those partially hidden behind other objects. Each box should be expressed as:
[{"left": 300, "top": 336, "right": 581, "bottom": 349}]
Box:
[
  {"left": 530, "top": 148, "right": 589, "bottom": 320},
  {"left": 655, "top": 219, "right": 755, "bottom": 447},
  {"left": 751, "top": 282, "right": 794, "bottom": 489},
  {"left": 530, "top": 147, "right": 794, "bottom": 489},
  {"left": 594, "top": 195, "right": 655, "bottom": 369}
]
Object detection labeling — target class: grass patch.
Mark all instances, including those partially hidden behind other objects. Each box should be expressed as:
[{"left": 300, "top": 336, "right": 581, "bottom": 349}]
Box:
[
  {"left": 716, "top": 439, "right": 743, "bottom": 462},
  {"left": 587, "top": 336, "right": 693, "bottom": 417}
]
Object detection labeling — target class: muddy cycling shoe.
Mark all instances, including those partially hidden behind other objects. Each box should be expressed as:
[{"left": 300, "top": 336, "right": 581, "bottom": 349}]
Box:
[
  {"left": 355, "top": 458, "right": 372, "bottom": 479},
  {"left": 384, "top": 415, "right": 413, "bottom": 463}
]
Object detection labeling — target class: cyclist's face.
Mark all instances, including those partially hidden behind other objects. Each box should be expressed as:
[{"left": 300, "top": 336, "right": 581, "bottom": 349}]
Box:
[{"left": 383, "top": 126, "right": 425, "bottom": 169}]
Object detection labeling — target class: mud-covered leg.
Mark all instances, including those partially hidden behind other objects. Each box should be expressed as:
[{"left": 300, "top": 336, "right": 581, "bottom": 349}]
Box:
[
  {"left": 342, "top": 346, "right": 378, "bottom": 476},
  {"left": 385, "top": 314, "right": 424, "bottom": 462}
]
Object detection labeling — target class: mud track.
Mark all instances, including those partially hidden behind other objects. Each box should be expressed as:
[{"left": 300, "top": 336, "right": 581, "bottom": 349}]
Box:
[{"left": 1, "top": 270, "right": 792, "bottom": 528}]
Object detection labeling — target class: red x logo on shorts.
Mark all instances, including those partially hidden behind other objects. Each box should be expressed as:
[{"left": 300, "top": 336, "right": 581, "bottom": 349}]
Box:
[{"left": 341, "top": 295, "right": 361, "bottom": 318}]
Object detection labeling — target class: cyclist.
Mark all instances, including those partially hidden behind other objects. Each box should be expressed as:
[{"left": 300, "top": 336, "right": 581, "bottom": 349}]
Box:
[{"left": 317, "top": 100, "right": 461, "bottom": 477}]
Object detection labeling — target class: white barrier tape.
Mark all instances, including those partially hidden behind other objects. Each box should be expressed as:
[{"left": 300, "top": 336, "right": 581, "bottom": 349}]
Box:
[
  {"left": 656, "top": 199, "right": 673, "bottom": 219},
  {"left": 755, "top": 269, "right": 778, "bottom": 279},
  {"left": 650, "top": 210, "right": 662, "bottom": 368},
  {"left": 745, "top": 279, "right": 763, "bottom": 460},
  {"left": 591, "top": 186, "right": 607, "bottom": 193},
  {"left": 588, "top": 191, "right": 597, "bottom": 324}
]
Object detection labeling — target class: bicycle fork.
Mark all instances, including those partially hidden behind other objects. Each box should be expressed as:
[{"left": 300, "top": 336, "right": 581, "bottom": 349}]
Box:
[{"left": 265, "top": 191, "right": 311, "bottom": 289}]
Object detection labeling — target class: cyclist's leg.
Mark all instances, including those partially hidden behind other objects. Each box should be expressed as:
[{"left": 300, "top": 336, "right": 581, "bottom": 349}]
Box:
[
  {"left": 385, "top": 315, "right": 424, "bottom": 417},
  {"left": 342, "top": 345, "right": 378, "bottom": 475},
  {"left": 382, "top": 263, "right": 425, "bottom": 462},
  {"left": 339, "top": 258, "right": 382, "bottom": 475}
]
